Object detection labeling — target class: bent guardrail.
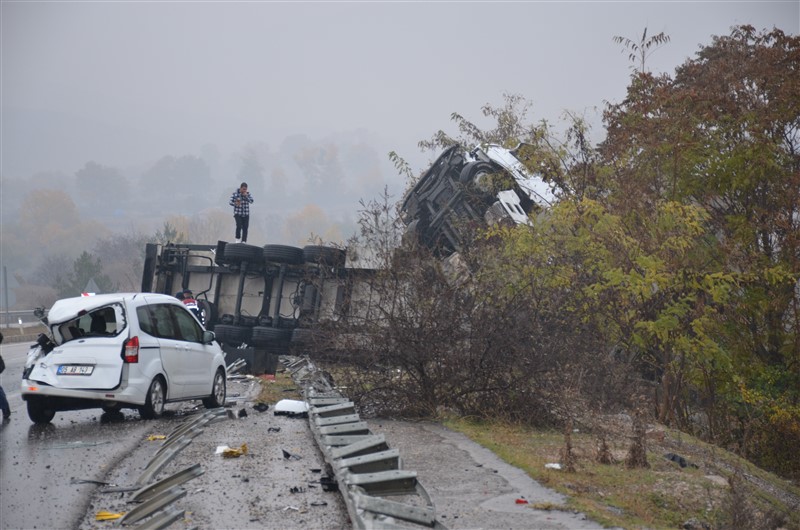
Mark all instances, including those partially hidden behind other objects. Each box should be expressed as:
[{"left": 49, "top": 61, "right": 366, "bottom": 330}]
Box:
[{"left": 286, "top": 356, "right": 448, "bottom": 529}]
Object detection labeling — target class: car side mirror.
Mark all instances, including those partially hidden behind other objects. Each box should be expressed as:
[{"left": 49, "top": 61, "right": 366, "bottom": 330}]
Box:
[{"left": 203, "top": 330, "right": 216, "bottom": 345}]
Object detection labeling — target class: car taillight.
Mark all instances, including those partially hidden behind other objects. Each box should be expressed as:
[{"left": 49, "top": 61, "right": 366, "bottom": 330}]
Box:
[{"left": 123, "top": 336, "right": 139, "bottom": 363}]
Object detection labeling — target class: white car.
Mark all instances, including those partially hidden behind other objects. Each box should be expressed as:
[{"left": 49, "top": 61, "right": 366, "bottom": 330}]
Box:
[{"left": 21, "top": 293, "right": 227, "bottom": 424}]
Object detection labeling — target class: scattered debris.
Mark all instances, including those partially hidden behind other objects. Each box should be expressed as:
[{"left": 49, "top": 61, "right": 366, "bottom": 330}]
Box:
[
  {"left": 147, "top": 434, "right": 167, "bottom": 441},
  {"left": 71, "top": 478, "right": 111, "bottom": 486},
  {"left": 282, "top": 449, "right": 302, "bottom": 460},
  {"left": 216, "top": 443, "right": 248, "bottom": 458},
  {"left": 282, "top": 505, "right": 300, "bottom": 512},
  {"left": 95, "top": 510, "right": 124, "bottom": 521},
  {"left": 545, "top": 463, "right": 562, "bottom": 470},
  {"left": 238, "top": 409, "right": 248, "bottom": 418},
  {"left": 310, "top": 501, "right": 328, "bottom": 507},
  {"left": 274, "top": 399, "right": 309, "bottom": 418},
  {"left": 289, "top": 486, "right": 306, "bottom": 493},
  {"left": 664, "top": 453, "right": 698, "bottom": 469},
  {"left": 253, "top": 403, "right": 269, "bottom": 412},
  {"left": 515, "top": 498, "right": 529, "bottom": 505},
  {"left": 320, "top": 475, "right": 339, "bottom": 492},
  {"left": 267, "top": 427, "right": 281, "bottom": 433}
]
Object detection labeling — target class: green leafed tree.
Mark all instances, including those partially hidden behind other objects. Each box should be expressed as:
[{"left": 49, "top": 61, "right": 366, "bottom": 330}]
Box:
[{"left": 54, "top": 251, "right": 116, "bottom": 298}]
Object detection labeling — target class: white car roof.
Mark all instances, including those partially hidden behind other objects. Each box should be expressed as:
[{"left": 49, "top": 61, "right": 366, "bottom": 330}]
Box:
[{"left": 46, "top": 292, "right": 174, "bottom": 324}]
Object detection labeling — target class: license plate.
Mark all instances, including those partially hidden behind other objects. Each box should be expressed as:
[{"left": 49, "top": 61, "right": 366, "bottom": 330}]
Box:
[{"left": 58, "top": 365, "right": 94, "bottom": 376}]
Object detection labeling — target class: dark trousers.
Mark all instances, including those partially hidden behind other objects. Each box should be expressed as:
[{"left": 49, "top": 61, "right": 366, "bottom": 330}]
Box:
[
  {"left": 0, "top": 384, "right": 9, "bottom": 417},
  {"left": 234, "top": 215, "right": 250, "bottom": 242}
]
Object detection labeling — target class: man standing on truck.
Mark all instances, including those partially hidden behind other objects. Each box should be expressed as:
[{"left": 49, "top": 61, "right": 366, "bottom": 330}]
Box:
[{"left": 229, "top": 182, "right": 254, "bottom": 243}]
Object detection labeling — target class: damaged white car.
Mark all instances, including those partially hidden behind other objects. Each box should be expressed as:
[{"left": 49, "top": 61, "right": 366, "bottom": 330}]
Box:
[{"left": 21, "top": 293, "right": 227, "bottom": 424}]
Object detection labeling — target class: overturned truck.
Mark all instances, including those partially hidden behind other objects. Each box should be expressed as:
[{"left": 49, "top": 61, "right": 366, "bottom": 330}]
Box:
[
  {"left": 400, "top": 142, "right": 554, "bottom": 256},
  {"left": 140, "top": 241, "right": 360, "bottom": 374},
  {"left": 140, "top": 144, "right": 552, "bottom": 374}
]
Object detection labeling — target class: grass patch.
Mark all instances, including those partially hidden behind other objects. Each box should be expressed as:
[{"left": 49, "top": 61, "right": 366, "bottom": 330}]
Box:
[
  {"left": 254, "top": 369, "right": 303, "bottom": 405},
  {"left": 443, "top": 417, "right": 800, "bottom": 529}
]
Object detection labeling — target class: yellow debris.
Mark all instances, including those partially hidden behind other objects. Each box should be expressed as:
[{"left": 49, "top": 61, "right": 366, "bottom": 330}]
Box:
[
  {"left": 95, "top": 510, "right": 125, "bottom": 521},
  {"left": 147, "top": 434, "right": 167, "bottom": 441},
  {"left": 222, "top": 443, "right": 248, "bottom": 458}
]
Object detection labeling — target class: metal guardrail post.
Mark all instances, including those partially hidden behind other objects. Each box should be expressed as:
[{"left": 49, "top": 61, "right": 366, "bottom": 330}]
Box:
[{"left": 285, "top": 355, "right": 448, "bottom": 529}]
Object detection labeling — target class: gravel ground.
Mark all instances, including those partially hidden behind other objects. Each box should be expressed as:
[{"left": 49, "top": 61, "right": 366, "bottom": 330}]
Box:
[{"left": 78, "top": 375, "right": 607, "bottom": 530}]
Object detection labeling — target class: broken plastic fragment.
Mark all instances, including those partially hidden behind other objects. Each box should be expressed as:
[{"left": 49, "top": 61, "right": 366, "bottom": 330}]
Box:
[
  {"left": 95, "top": 510, "right": 125, "bottom": 521},
  {"left": 282, "top": 449, "right": 301, "bottom": 460},
  {"left": 544, "top": 463, "right": 562, "bottom": 470},
  {"left": 147, "top": 434, "right": 167, "bottom": 441},
  {"left": 274, "top": 399, "right": 309, "bottom": 417},
  {"left": 515, "top": 498, "right": 529, "bottom": 504}
]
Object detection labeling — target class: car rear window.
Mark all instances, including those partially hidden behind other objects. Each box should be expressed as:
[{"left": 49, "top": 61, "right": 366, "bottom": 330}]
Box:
[{"left": 56, "top": 304, "right": 125, "bottom": 343}]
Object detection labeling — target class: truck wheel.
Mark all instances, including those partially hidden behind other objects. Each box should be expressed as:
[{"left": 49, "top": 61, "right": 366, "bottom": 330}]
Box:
[
  {"left": 138, "top": 377, "right": 166, "bottom": 419},
  {"left": 27, "top": 397, "right": 56, "bottom": 424},
  {"left": 213, "top": 324, "right": 251, "bottom": 346},
  {"left": 224, "top": 243, "right": 263, "bottom": 263},
  {"left": 251, "top": 326, "right": 291, "bottom": 346},
  {"left": 303, "top": 245, "right": 346, "bottom": 267},
  {"left": 459, "top": 161, "right": 496, "bottom": 190},
  {"left": 197, "top": 300, "right": 217, "bottom": 328},
  {"left": 263, "top": 244, "right": 304, "bottom": 265}
]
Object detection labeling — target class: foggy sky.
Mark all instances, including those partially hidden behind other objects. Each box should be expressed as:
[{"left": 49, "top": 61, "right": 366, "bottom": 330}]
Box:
[{"left": 1, "top": 1, "right": 798, "bottom": 240}]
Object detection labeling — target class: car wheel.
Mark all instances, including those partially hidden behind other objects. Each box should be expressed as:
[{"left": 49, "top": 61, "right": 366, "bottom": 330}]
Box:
[
  {"left": 27, "top": 397, "right": 56, "bottom": 424},
  {"left": 203, "top": 369, "right": 226, "bottom": 409},
  {"left": 139, "top": 377, "right": 165, "bottom": 420}
]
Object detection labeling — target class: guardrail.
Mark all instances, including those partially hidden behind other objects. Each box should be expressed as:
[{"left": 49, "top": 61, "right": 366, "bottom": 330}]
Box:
[
  {"left": 1, "top": 309, "right": 46, "bottom": 327},
  {"left": 286, "top": 356, "right": 448, "bottom": 529}
]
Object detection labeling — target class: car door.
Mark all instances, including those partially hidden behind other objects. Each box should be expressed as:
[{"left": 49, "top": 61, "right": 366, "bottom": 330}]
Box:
[
  {"left": 139, "top": 302, "right": 190, "bottom": 399},
  {"left": 169, "top": 304, "right": 217, "bottom": 397}
]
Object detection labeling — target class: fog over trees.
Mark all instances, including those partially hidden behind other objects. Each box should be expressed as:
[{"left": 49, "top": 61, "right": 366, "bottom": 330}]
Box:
[{"left": 1, "top": 130, "right": 402, "bottom": 306}]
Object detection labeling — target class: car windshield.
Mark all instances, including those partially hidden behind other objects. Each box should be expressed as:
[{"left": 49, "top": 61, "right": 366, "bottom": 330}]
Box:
[{"left": 55, "top": 303, "right": 126, "bottom": 343}]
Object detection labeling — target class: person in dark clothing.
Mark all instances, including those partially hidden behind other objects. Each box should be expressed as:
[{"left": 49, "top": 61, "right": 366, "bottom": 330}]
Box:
[
  {"left": 229, "top": 182, "right": 254, "bottom": 243},
  {"left": 0, "top": 331, "right": 10, "bottom": 421}
]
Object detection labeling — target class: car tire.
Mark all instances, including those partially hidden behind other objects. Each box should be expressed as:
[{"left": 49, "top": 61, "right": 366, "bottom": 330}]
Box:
[
  {"left": 27, "top": 397, "right": 56, "bottom": 424},
  {"left": 303, "top": 245, "right": 346, "bottom": 267},
  {"left": 263, "top": 244, "right": 304, "bottom": 265},
  {"left": 203, "top": 369, "right": 226, "bottom": 409},
  {"left": 139, "top": 377, "right": 165, "bottom": 420}
]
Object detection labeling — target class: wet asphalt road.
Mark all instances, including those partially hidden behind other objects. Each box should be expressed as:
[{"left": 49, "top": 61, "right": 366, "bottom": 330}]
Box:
[{"left": 1, "top": 339, "right": 607, "bottom": 530}]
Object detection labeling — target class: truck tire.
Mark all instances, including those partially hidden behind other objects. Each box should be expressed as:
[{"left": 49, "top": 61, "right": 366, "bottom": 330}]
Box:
[
  {"left": 459, "top": 161, "right": 496, "bottom": 190},
  {"left": 251, "top": 326, "right": 291, "bottom": 346},
  {"left": 212, "top": 324, "right": 251, "bottom": 346},
  {"left": 263, "top": 244, "right": 304, "bottom": 265},
  {"left": 303, "top": 245, "right": 346, "bottom": 267},
  {"left": 224, "top": 243, "right": 263, "bottom": 263},
  {"left": 197, "top": 300, "right": 217, "bottom": 328}
]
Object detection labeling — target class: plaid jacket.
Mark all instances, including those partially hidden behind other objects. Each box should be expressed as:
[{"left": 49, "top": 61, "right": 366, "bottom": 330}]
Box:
[{"left": 229, "top": 189, "right": 254, "bottom": 216}]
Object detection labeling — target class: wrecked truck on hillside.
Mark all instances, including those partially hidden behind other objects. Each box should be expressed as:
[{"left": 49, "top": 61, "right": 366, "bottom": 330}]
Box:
[{"left": 400, "top": 143, "right": 555, "bottom": 255}]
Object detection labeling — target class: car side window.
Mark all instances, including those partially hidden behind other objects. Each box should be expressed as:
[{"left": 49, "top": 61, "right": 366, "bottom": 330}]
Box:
[
  {"left": 137, "top": 304, "right": 177, "bottom": 340},
  {"left": 170, "top": 305, "right": 203, "bottom": 343}
]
